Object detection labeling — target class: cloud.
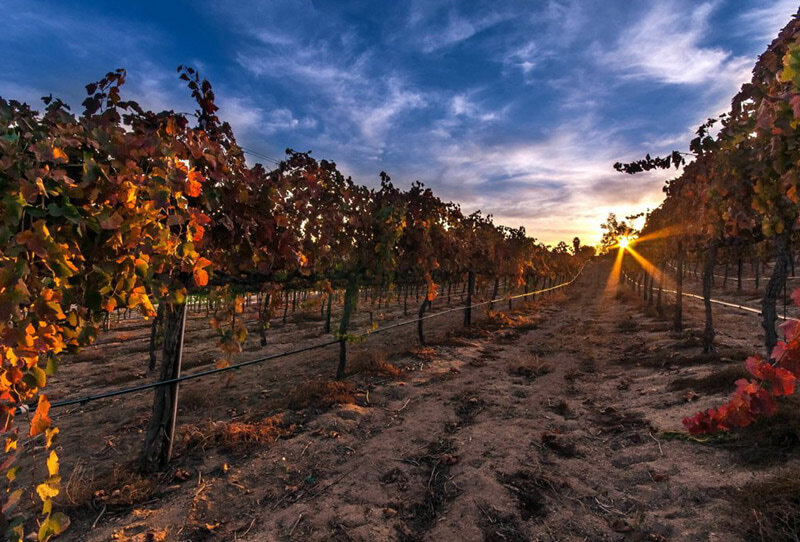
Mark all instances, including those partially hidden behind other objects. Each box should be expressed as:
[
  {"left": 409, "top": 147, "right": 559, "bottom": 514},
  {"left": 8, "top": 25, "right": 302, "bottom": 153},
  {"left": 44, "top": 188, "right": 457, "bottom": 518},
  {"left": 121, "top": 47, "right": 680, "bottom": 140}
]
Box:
[
  {"left": 601, "top": 2, "right": 751, "bottom": 88},
  {"left": 404, "top": 3, "right": 511, "bottom": 53},
  {"left": 235, "top": 30, "right": 429, "bottom": 158},
  {"left": 401, "top": 116, "right": 672, "bottom": 245},
  {"left": 501, "top": 0, "right": 587, "bottom": 77},
  {"left": 217, "top": 98, "right": 317, "bottom": 136},
  {"left": 738, "top": 0, "right": 798, "bottom": 41},
  {"left": 449, "top": 93, "right": 500, "bottom": 121}
]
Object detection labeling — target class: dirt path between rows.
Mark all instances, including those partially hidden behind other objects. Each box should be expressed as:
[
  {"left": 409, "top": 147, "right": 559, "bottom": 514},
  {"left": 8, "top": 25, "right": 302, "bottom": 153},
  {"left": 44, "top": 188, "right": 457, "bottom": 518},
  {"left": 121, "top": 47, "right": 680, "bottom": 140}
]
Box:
[{"left": 66, "top": 263, "right": 800, "bottom": 541}]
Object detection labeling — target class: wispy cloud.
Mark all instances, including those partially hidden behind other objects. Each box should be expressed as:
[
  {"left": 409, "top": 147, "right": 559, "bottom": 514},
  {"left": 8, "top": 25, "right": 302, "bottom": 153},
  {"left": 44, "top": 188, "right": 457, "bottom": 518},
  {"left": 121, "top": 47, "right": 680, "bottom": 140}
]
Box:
[
  {"left": 1, "top": 0, "right": 788, "bottom": 246},
  {"left": 601, "top": 2, "right": 751, "bottom": 88},
  {"left": 738, "top": 0, "right": 798, "bottom": 41},
  {"left": 235, "top": 29, "right": 429, "bottom": 157},
  {"left": 403, "top": 3, "right": 512, "bottom": 53},
  {"left": 403, "top": 116, "right": 672, "bottom": 244}
]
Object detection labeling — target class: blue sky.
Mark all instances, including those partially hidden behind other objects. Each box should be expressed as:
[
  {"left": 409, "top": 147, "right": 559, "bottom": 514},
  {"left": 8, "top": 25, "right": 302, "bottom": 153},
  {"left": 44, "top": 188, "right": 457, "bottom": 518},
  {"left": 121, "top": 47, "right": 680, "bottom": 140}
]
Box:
[{"left": 1, "top": 1, "right": 797, "bottom": 246}]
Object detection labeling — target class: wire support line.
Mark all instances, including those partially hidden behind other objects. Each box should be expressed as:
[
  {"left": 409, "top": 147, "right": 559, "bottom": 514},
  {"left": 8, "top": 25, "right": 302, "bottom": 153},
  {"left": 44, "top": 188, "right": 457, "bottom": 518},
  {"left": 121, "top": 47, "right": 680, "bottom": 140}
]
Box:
[
  {"left": 21, "top": 264, "right": 587, "bottom": 415},
  {"left": 240, "top": 146, "right": 282, "bottom": 165}
]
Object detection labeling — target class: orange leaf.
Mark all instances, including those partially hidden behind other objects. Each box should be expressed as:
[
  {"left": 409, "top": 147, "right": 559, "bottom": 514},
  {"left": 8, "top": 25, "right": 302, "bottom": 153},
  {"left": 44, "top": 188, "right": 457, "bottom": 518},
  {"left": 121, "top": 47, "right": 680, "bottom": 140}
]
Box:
[
  {"left": 30, "top": 395, "right": 51, "bottom": 437},
  {"left": 51, "top": 147, "right": 68, "bottom": 163},
  {"left": 186, "top": 170, "right": 203, "bottom": 197},
  {"left": 193, "top": 267, "right": 209, "bottom": 287}
]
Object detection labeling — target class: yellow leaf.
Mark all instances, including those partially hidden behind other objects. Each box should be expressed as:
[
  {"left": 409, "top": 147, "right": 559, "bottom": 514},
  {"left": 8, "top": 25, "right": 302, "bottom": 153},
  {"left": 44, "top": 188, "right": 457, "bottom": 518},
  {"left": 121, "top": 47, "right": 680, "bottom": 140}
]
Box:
[
  {"left": 46, "top": 450, "right": 58, "bottom": 477},
  {"left": 45, "top": 427, "right": 59, "bottom": 448},
  {"left": 36, "top": 479, "right": 59, "bottom": 501}
]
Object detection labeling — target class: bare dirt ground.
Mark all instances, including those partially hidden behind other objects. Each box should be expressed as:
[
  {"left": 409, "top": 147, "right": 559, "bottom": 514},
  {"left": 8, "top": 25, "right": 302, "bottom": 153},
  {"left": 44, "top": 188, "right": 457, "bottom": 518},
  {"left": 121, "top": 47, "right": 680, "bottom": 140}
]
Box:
[{"left": 34, "top": 262, "right": 800, "bottom": 541}]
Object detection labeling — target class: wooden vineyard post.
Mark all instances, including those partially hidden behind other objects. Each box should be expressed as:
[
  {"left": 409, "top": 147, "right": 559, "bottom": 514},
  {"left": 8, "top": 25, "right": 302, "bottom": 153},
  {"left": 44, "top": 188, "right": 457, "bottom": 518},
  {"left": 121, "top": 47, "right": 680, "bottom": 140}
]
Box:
[
  {"left": 701, "top": 241, "right": 718, "bottom": 353},
  {"left": 336, "top": 277, "right": 358, "bottom": 379},
  {"left": 418, "top": 296, "right": 428, "bottom": 345},
  {"left": 464, "top": 270, "right": 475, "bottom": 326},
  {"left": 763, "top": 232, "right": 790, "bottom": 357},
  {"left": 324, "top": 293, "right": 332, "bottom": 334},
  {"left": 140, "top": 301, "right": 188, "bottom": 472},
  {"left": 490, "top": 278, "right": 499, "bottom": 310},
  {"left": 674, "top": 241, "right": 684, "bottom": 332},
  {"left": 164, "top": 302, "right": 188, "bottom": 463}
]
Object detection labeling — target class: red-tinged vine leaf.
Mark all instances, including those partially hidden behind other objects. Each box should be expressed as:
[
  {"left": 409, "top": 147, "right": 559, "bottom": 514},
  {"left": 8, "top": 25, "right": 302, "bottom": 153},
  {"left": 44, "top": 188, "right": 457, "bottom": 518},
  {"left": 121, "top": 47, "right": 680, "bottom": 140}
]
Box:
[
  {"left": 790, "top": 94, "right": 800, "bottom": 118},
  {"left": 30, "top": 395, "right": 51, "bottom": 437},
  {"left": 745, "top": 356, "right": 769, "bottom": 379},
  {"left": 779, "top": 319, "right": 799, "bottom": 339},
  {"left": 768, "top": 367, "right": 796, "bottom": 396},
  {"left": 748, "top": 389, "right": 778, "bottom": 417}
]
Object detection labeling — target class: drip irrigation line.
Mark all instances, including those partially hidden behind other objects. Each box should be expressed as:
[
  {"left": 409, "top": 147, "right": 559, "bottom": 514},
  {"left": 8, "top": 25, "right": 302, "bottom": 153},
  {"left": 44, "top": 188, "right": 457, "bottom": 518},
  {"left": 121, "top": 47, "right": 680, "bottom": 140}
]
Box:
[
  {"left": 365, "top": 262, "right": 587, "bottom": 337},
  {"left": 21, "top": 264, "right": 587, "bottom": 415},
  {"left": 19, "top": 338, "right": 340, "bottom": 414},
  {"left": 664, "top": 262, "right": 799, "bottom": 282},
  {"left": 622, "top": 272, "right": 800, "bottom": 322}
]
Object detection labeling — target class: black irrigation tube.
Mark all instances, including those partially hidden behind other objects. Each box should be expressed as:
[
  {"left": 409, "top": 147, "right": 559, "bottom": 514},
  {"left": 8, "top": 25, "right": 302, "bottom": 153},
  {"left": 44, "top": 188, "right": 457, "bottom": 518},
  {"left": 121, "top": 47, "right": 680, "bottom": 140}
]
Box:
[
  {"left": 19, "top": 264, "right": 587, "bottom": 415},
  {"left": 622, "top": 271, "right": 800, "bottom": 322},
  {"left": 17, "top": 338, "right": 342, "bottom": 414},
  {"left": 665, "top": 262, "right": 800, "bottom": 282}
]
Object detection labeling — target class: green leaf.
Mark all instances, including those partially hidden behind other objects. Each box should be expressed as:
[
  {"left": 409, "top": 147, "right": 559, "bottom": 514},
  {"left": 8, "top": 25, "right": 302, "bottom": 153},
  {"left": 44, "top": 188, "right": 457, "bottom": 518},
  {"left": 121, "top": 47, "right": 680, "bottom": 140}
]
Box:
[
  {"left": 46, "top": 356, "right": 59, "bottom": 376},
  {"left": 46, "top": 203, "right": 63, "bottom": 217},
  {"left": 30, "top": 366, "right": 47, "bottom": 388},
  {"left": 37, "top": 512, "right": 70, "bottom": 541}
]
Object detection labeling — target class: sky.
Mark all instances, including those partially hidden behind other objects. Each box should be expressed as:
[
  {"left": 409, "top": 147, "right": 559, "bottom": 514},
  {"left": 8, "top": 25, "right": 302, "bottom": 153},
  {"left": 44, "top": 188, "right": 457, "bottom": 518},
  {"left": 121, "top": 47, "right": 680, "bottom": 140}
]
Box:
[{"left": 1, "top": 1, "right": 797, "bottom": 246}]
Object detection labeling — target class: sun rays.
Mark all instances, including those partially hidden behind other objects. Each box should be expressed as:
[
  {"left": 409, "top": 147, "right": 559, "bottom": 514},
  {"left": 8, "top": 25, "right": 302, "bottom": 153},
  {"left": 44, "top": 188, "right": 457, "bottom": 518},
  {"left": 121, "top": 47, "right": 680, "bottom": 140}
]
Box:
[{"left": 603, "top": 227, "right": 677, "bottom": 297}]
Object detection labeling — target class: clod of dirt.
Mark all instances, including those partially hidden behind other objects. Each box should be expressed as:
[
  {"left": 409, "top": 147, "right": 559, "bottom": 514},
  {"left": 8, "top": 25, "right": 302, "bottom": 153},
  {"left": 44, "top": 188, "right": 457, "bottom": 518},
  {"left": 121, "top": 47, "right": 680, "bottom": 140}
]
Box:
[
  {"left": 499, "top": 470, "right": 563, "bottom": 521},
  {"left": 452, "top": 392, "right": 486, "bottom": 425},
  {"left": 548, "top": 399, "right": 573, "bottom": 418},
  {"left": 508, "top": 358, "right": 552, "bottom": 380},
  {"left": 478, "top": 503, "right": 530, "bottom": 542},
  {"left": 380, "top": 468, "right": 409, "bottom": 491},
  {"left": 616, "top": 317, "right": 639, "bottom": 332},
  {"left": 593, "top": 406, "right": 650, "bottom": 434},
  {"left": 541, "top": 430, "right": 583, "bottom": 458}
]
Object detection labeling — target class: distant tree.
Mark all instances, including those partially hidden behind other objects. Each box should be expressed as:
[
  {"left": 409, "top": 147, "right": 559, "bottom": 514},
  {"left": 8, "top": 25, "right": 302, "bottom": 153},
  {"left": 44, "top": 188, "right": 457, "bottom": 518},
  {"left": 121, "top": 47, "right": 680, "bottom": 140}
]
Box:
[{"left": 599, "top": 213, "right": 635, "bottom": 254}]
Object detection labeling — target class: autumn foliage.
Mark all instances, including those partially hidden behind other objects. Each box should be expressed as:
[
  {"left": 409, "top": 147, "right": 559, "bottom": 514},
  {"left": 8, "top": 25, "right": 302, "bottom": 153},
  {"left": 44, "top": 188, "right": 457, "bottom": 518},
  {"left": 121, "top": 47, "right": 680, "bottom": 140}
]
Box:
[
  {"left": 684, "top": 289, "right": 800, "bottom": 435},
  {"left": 0, "top": 66, "right": 587, "bottom": 538}
]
